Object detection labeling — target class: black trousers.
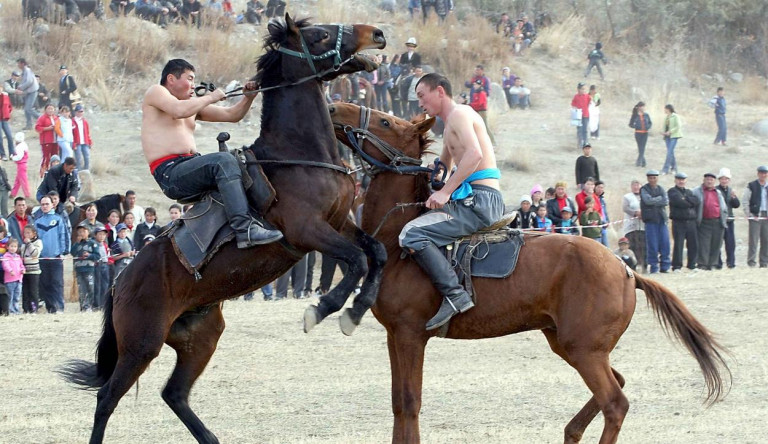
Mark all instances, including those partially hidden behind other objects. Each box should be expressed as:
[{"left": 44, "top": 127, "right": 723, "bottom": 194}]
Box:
[
  {"left": 717, "top": 220, "right": 736, "bottom": 268},
  {"left": 319, "top": 253, "right": 348, "bottom": 293},
  {"left": 671, "top": 219, "right": 697, "bottom": 270},
  {"left": 634, "top": 132, "right": 648, "bottom": 167}
]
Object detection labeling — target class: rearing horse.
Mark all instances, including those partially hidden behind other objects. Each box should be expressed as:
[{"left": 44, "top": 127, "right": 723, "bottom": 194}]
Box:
[
  {"left": 59, "top": 16, "right": 386, "bottom": 444},
  {"left": 327, "top": 103, "right": 730, "bottom": 444}
]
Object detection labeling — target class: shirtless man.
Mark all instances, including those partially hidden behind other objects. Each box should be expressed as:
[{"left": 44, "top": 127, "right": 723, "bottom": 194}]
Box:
[
  {"left": 142, "top": 58, "right": 281, "bottom": 248},
  {"left": 398, "top": 73, "right": 504, "bottom": 330}
]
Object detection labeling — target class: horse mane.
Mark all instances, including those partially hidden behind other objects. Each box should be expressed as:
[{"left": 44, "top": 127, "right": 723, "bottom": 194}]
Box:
[{"left": 255, "top": 17, "right": 314, "bottom": 87}]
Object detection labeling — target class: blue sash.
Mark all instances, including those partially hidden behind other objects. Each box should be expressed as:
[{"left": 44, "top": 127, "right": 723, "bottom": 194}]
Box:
[{"left": 450, "top": 168, "right": 501, "bottom": 200}]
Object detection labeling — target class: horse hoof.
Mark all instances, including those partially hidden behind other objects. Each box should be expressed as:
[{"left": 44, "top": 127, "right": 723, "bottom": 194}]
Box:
[
  {"left": 339, "top": 309, "right": 359, "bottom": 336},
  {"left": 303, "top": 305, "right": 320, "bottom": 333}
]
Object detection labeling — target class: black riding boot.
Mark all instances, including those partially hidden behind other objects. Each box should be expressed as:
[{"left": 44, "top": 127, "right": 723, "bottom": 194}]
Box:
[
  {"left": 412, "top": 243, "right": 474, "bottom": 330},
  {"left": 218, "top": 179, "right": 283, "bottom": 248}
]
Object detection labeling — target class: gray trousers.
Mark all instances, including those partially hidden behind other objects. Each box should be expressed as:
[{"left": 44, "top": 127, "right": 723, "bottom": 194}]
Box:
[
  {"left": 696, "top": 218, "right": 724, "bottom": 269},
  {"left": 276, "top": 254, "right": 308, "bottom": 298},
  {"left": 747, "top": 214, "right": 768, "bottom": 267},
  {"left": 399, "top": 186, "right": 505, "bottom": 251}
]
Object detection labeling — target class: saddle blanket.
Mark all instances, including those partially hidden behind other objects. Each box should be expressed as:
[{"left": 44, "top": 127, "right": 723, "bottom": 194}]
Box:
[{"left": 444, "top": 228, "right": 524, "bottom": 282}]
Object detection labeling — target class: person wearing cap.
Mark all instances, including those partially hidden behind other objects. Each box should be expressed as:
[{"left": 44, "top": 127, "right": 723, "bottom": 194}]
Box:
[
  {"left": 92, "top": 226, "right": 110, "bottom": 310},
  {"left": 34, "top": 195, "right": 69, "bottom": 313},
  {"left": 509, "top": 195, "right": 536, "bottom": 229},
  {"left": 614, "top": 237, "right": 637, "bottom": 271},
  {"left": 110, "top": 222, "right": 135, "bottom": 282},
  {"left": 14, "top": 58, "right": 40, "bottom": 131},
  {"left": 557, "top": 206, "right": 578, "bottom": 235},
  {"left": 57, "top": 65, "right": 78, "bottom": 111},
  {"left": 713, "top": 87, "right": 727, "bottom": 146},
  {"left": 575, "top": 143, "right": 599, "bottom": 189},
  {"left": 715, "top": 168, "right": 740, "bottom": 269},
  {"left": 742, "top": 165, "right": 768, "bottom": 268},
  {"left": 465, "top": 65, "right": 491, "bottom": 105},
  {"left": 571, "top": 82, "right": 591, "bottom": 149},
  {"left": 4, "top": 71, "right": 23, "bottom": 108},
  {"left": 71, "top": 224, "right": 100, "bottom": 311},
  {"left": 667, "top": 172, "right": 699, "bottom": 271},
  {"left": 142, "top": 59, "right": 281, "bottom": 249},
  {"left": 400, "top": 37, "right": 422, "bottom": 68},
  {"left": 622, "top": 179, "right": 646, "bottom": 273},
  {"left": 692, "top": 173, "right": 727, "bottom": 270},
  {"left": 399, "top": 73, "right": 504, "bottom": 330},
  {"left": 640, "top": 170, "right": 671, "bottom": 273},
  {"left": 0, "top": 82, "right": 16, "bottom": 160}
]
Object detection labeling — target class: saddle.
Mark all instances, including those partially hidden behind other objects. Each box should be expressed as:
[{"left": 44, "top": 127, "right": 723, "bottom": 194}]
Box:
[{"left": 160, "top": 147, "right": 278, "bottom": 280}]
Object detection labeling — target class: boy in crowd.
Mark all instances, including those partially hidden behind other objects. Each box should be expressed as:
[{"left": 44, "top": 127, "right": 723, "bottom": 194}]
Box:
[
  {"left": 557, "top": 206, "right": 578, "bottom": 235},
  {"left": 110, "top": 223, "right": 135, "bottom": 282},
  {"left": 534, "top": 204, "right": 553, "bottom": 232},
  {"left": 93, "top": 227, "right": 111, "bottom": 311},
  {"left": 579, "top": 196, "right": 602, "bottom": 241},
  {"left": 71, "top": 225, "right": 100, "bottom": 312},
  {"left": 615, "top": 237, "right": 638, "bottom": 270},
  {"left": 510, "top": 195, "right": 536, "bottom": 229}
]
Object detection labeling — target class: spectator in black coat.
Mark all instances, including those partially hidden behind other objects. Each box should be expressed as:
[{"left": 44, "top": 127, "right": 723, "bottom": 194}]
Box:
[
  {"left": 134, "top": 207, "right": 162, "bottom": 251},
  {"left": 575, "top": 143, "right": 599, "bottom": 189}
]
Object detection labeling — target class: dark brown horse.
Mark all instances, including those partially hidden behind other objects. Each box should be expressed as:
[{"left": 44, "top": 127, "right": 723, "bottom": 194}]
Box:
[
  {"left": 59, "top": 16, "right": 386, "bottom": 444},
  {"left": 326, "top": 103, "right": 730, "bottom": 444}
]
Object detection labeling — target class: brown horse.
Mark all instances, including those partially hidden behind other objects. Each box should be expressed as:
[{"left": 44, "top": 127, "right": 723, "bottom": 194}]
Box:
[
  {"left": 325, "top": 103, "right": 730, "bottom": 444},
  {"left": 59, "top": 16, "right": 386, "bottom": 444}
]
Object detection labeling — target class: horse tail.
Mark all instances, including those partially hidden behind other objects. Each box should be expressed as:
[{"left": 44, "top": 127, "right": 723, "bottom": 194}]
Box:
[
  {"left": 634, "top": 275, "right": 731, "bottom": 405},
  {"left": 57, "top": 287, "right": 118, "bottom": 390}
]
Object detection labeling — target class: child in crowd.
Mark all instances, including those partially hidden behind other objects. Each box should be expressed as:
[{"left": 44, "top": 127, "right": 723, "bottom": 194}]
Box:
[
  {"left": 20, "top": 225, "right": 41, "bottom": 314},
  {"left": 510, "top": 194, "right": 536, "bottom": 229},
  {"left": 3, "top": 238, "right": 25, "bottom": 314},
  {"left": 579, "top": 196, "right": 602, "bottom": 241},
  {"left": 36, "top": 104, "right": 59, "bottom": 178},
  {"left": 93, "top": 227, "right": 110, "bottom": 311},
  {"left": 55, "top": 105, "right": 74, "bottom": 160},
  {"left": 0, "top": 225, "right": 10, "bottom": 314},
  {"left": 72, "top": 104, "right": 92, "bottom": 171},
  {"left": 530, "top": 184, "right": 544, "bottom": 211},
  {"left": 557, "top": 206, "right": 579, "bottom": 235},
  {"left": 122, "top": 211, "right": 136, "bottom": 242},
  {"left": 615, "top": 237, "right": 638, "bottom": 270},
  {"left": 545, "top": 187, "right": 556, "bottom": 201},
  {"left": 10, "top": 132, "right": 30, "bottom": 199},
  {"left": 110, "top": 223, "right": 135, "bottom": 283},
  {"left": 71, "top": 225, "right": 100, "bottom": 312},
  {"left": 534, "top": 205, "right": 553, "bottom": 233}
]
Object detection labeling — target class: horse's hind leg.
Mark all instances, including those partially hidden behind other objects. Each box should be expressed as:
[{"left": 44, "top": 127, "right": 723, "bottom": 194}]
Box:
[
  {"left": 339, "top": 225, "right": 387, "bottom": 335},
  {"left": 163, "top": 304, "right": 225, "bottom": 444},
  {"left": 542, "top": 328, "right": 627, "bottom": 444}
]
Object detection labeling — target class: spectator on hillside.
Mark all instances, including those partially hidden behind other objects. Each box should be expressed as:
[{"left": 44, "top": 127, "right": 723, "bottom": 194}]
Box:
[
  {"left": 35, "top": 104, "right": 59, "bottom": 177},
  {"left": 520, "top": 14, "right": 536, "bottom": 47},
  {"left": 584, "top": 42, "right": 607, "bottom": 80},
  {"left": 615, "top": 237, "right": 637, "bottom": 270},
  {"left": 715, "top": 168, "right": 739, "bottom": 269},
  {"left": 11, "top": 132, "right": 30, "bottom": 200},
  {"left": 34, "top": 75, "right": 51, "bottom": 111},
  {"left": 422, "top": 0, "right": 451, "bottom": 23},
  {"left": 180, "top": 0, "right": 202, "bottom": 28},
  {"left": 105, "top": 209, "right": 122, "bottom": 245},
  {"left": 742, "top": 165, "right": 768, "bottom": 268},
  {"left": 0, "top": 84, "right": 15, "bottom": 159},
  {"left": 508, "top": 77, "right": 531, "bottom": 109},
  {"left": 57, "top": 65, "right": 78, "bottom": 111},
  {"left": 623, "top": 179, "right": 646, "bottom": 272},
  {"left": 35, "top": 196, "right": 68, "bottom": 313},
  {"left": 400, "top": 66, "right": 424, "bottom": 119},
  {"left": 72, "top": 225, "right": 99, "bottom": 311},
  {"left": 134, "top": 207, "right": 161, "bottom": 251},
  {"left": 500, "top": 67, "right": 516, "bottom": 109},
  {"left": 20, "top": 225, "right": 41, "bottom": 314},
  {"left": 400, "top": 38, "right": 422, "bottom": 68},
  {"left": 465, "top": 65, "right": 491, "bottom": 104},
  {"left": 712, "top": 87, "right": 727, "bottom": 145},
  {"left": 628, "top": 101, "right": 651, "bottom": 167},
  {"left": 661, "top": 104, "right": 682, "bottom": 175},
  {"left": 374, "top": 55, "right": 391, "bottom": 112},
  {"left": 407, "top": 0, "right": 420, "bottom": 19},
  {"left": 110, "top": 0, "right": 136, "bottom": 16},
  {"left": 693, "top": 173, "right": 727, "bottom": 271},
  {"left": 641, "top": 170, "right": 670, "bottom": 274},
  {"left": 509, "top": 195, "right": 536, "bottom": 229},
  {"left": 387, "top": 54, "right": 403, "bottom": 117},
  {"left": 546, "top": 181, "right": 576, "bottom": 227},
  {"left": 4, "top": 72, "right": 23, "bottom": 109},
  {"left": 15, "top": 58, "right": 40, "bottom": 130},
  {"left": 56, "top": 106, "right": 74, "bottom": 160},
  {"left": 92, "top": 226, "right": 110, "bottom": 310},
  {"left": 124, "top": 190, "right": 145, "bottom": 224},
  {"left": 7, "top": 197, "right": 33, "bottom": 242},
  {"left": 571, "top": 83, "right": 590, "bottom": 149},
  {"left": 667, "top": 172, "right": 699, "bottom": 271},
  {"left": 496, "top": 12, "right": 513, "bottom": 37},
  {"left": 36, "top": 157, "right": 79, "bottom": 205},
  {"left": 244, "top": 0, "right": 264, "bottom": 24},
  {"left": 136, "top": 0, "right": 170, "bottom": 26},
  {"left": 469, "top": 80, "right": 495, "bottom": 146},
  {"left": 574, "top": 143, "right": 599, "bottom": 189}
]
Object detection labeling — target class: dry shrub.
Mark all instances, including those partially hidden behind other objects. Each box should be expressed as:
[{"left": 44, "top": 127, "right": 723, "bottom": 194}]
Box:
[
  {"left": 534, "top": 14, "right": 586, "bottom": 60},
  {"left": 735, "top": 76, "right": 768, "bottom": 105},
  {"left": 511, "top": 144, "right": 532, "bottom": 172},
  {"left": 111, "top": 18, "right": 169, "bottom": 75},
  {"left": 194, "top": 32, "right": 263, "bottom": 83}
]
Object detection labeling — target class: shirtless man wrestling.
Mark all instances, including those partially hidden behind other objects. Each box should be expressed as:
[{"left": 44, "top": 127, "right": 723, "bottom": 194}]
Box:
[
  {"left": 399, "top": 73, "right": 504, "bottom": 330},
  {"left": 142, "top": 58, "right": 282, "bottom": 248}
]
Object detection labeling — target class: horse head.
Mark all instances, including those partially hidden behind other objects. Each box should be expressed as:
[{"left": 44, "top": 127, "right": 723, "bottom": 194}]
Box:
[{"left": 257, "top": 14, "right": 386, "bottom": 85}]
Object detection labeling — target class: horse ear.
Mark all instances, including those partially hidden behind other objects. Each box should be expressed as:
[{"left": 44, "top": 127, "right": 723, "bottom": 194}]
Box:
[
  {"left": 410, "top": 114, "right": 436, "bottom": 135},
  {"left": 285, "top": 12, "right": 299, "bottom": 35}
]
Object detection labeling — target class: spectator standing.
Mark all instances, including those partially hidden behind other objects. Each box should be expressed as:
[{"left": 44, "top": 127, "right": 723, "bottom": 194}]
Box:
[
  {"left": 588, "top": 85, "right": 601, "bottom": 139},
  {"left": 15, "top": 58, "right": 40, "bottom": 130},
  {"left": 715, "top": 168, "right": 739, "bottom": 269},
  {"left": 57, "top": 66, "right": 78, "bottom": 111},
  {"left": 571, "top": 82, "right": 590, "bottom": 149},
  {"left": 496, "top": 12, "right": 513, "bottom": 37},
  {"left": 660, "top": 104, "right": 682, "bottom": 175},
  {"left": 3, "top": 239, "right": 25, "bottom": 314},
  {"left": 7, "top": 197, "right": 33, "bottom": 242},
  {"left": 401, "top": 66, "right": 424, "bottom": 119},
  {"left": 628, "top": 101, "right": 651, "bottom": 167},
  {"left": 575, "top": 177, "right": 603, "bottom": 218},
  {"left": 105, "top": 209, "right": 122, "bottom": 245},
  {"left": 35, "top": 196, "right": 68, "bottom": 313},
  {"left": 244, "top": 0, "right": 264, "bottom": 24},
  {"left": 712, "top": 87, "right": 727, "bottom": 145},
  {"left": 640, "top": 170, "right": 671, "bottom": 273},
  {"left": 56, "top": 105, "right": 74, "bottom": 160},
  {"left": 374, "top": 55, "right": 391, "bottom": 112},
  {"left": 35, "top": 75, "right": 51, "bottom": 111},
  {"left": 509, "top": 195, "right": 536, "bottom": 229},
  {"left": 92, "top": 227, "right": 110, "bottom": 310},
  {"left": 557, "top": 207, "right": 578, "bottom": 235},
  {"left": 584, "top": 42, "right": 607, "bottom": 80},
  {"left": 742, "top": 165, "right": 768, "bottom": 268},
  {"left": 508, "top": 77, "right": 531, "bottom": 109},
  {"left": 0, "top": 163, "right": 10, "bottom": 216},
  {"left": 623, "top": 180, "right": 646, "bottom": 272},
  {"left": 10, "top": 132, "right": 30, "bottom": 199},
  {"left": 407, "top": 0, "right": 420, "bottom": 19},
  {"left": 275, "top": 254, "right": 309, "bottom": 299},
  {"left": 501, "top": 67, "right": 516, "bottom": 109},
  {"left": 465, "top": 65, "right": 491, "bottom": 105},
  {"left": 72, "top": 104, "right": 92, "bottom": 171},
  {"left": 124, "top": 190, "right": 145, "bottom": 224},
  {"left": 122, "top": 212, "right": 137, "bottom": 242},
  {"left": 0, "top": 83, "right": 15, "bottom": 159},
  {"left": 387, "top": 54, "right": 403, "bottom": 117},
  {"left": 579, "top": 196, "right": 602, "bottom": 241},
  {"left": 134, "top": 207, "right": 161, "bottom": 251},
  {"left": 533, "top": 205, "right": 553, "bottom": 232},
  {"left": 35, "top": 104, "right": 58, "bottom": 177},
  {"left": 530, "top": 184, "right": 544, "bottom": 212},
  {"left": 36, "top": 157, "right": 79, "bottom": 204},
  {"left": 72, "top": 225, "right": 100, "bottom": 311},
  {"left": 667, "top": 172, "right": 699, "bottom": 271},
  {"left": 400, "top": 38, "right": 422, "bottom": 68},
  {"left": 546, "top": 181, "right": 577, "bottom": 227},
  {"left": 4, "top": 71, "right": 23, "bottom": 109},
  {"left": 574, "top": 143, "right": 599, "bottom": 189},
  {"left": 20, "top": 225, "right": 41, "bottom": 314},
  {"left": 692, "top": 173, "right": 727, "bottom": 270},
  {"left": 110, "top": 0, "right": 136, "bottom": 16},
  {"left": 615, "top": 237, "right": 637, "bottom": 270},
  {"left": 595, "top": 180, "right": 610, "bottom": 247},
  {"left": 110, "top": 223, "right": 135, "bottom": 281}
]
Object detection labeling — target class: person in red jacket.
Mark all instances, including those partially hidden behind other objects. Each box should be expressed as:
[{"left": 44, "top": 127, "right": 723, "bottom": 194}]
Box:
[
  {"left": 469, "top": 79, "right": 496, "bottom": 146},
  {"left": 35, "top": 104, "right": 59, "bottom": 178},
  {"left": 0, "top": 83, "right": 15, "bottom": 160},
  {"left": 571, "top": 82, "right": 591, "bottom": 149},
  {"left": 72, "top": 104, "right": 92, "bottom": 171}
]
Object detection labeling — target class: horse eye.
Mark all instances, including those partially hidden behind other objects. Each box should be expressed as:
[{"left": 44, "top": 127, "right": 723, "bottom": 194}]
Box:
[
  {"left": 323, "top": 32, "right": 330, "bottom": 40},
  {"left": 381, "top": 119, "right": 391, "bottom": 127}
]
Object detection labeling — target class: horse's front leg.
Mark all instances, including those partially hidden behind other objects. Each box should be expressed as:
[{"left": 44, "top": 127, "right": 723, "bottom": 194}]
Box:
[{"left": 338, "top": 224, "right": 387, "bottom": 335}]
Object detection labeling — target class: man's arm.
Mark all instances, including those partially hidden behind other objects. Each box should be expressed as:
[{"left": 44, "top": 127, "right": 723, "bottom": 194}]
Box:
[
  {"left": 436, "top": 110, "right": 482, "bottom": 198},
  {"left": 144, "top": 84, "right": 225, "bottom": 120},
  {"left": 640, "top": 187, "right": 664, "bottom": 205},
  {"left": 197, "top": 86, "right": 258, "bottom": 123},
  {"left": 742, "top": 187, "right": 752, "bottom": 217}
]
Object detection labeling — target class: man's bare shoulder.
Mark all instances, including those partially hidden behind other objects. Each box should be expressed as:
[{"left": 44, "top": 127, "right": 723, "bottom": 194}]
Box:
[{"left": 143, "top": 84, "right": 171, "bottom": 106}]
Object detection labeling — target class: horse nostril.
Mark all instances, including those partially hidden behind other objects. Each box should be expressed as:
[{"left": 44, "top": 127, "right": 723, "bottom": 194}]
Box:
[
  {"left": 373, "top": 29, "right": 385, "bottom": 44},
  {"left": 329, "top": 106, "right": 335, "bottom": 114}
]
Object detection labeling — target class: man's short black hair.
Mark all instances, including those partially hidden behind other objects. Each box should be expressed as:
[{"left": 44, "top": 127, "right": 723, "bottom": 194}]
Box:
[
  {"left": 126, "top": 190, "right": 136, "bottom": 196},
  {"left": 14, "top": 196, "right": 25, "bottom": 205},
  {"left": 145, "top": 207, "right": 156, "bottom": 216},
  {"left": 160, "top": 59, "right": 195, "bottom": 86},
  {"left": 717, "top": 86, "right": 724, "bottom": 92},
  {"left": 16, "top": 58, "right": 26, "bottom": 65},
  {"left": 47, "top": 191, "right": 59, "bottom": 198},
  {"left": 416, "top": 73, "right": 452, "bottom": 97},
  {"left": 169, "top": 203, "right": 182, "bottom": 212},
  {"left": 63, "top": 157, "right": 76, "bottom": 166}
]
